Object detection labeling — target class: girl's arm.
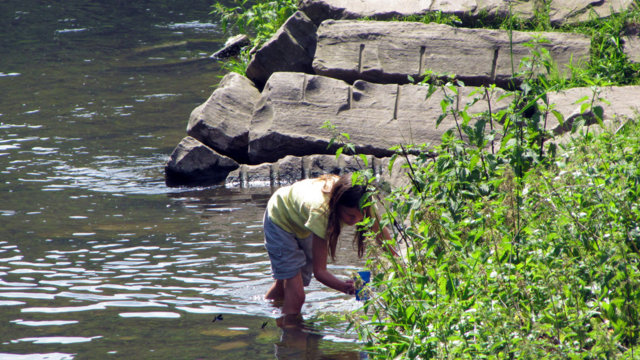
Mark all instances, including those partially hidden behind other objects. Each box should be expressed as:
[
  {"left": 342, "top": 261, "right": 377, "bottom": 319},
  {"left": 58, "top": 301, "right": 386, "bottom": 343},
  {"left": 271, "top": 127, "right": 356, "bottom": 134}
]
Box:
[
  {"left": 312, "top": 235, "right": 355, "bottom": 295},
  {"left": 367, "top": 208, "right": 399, "bottom": 257}
]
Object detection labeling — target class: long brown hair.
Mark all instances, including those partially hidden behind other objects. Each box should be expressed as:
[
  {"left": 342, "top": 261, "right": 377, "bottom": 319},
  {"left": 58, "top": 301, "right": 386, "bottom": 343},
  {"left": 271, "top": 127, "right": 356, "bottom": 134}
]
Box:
[{"left": 322, "top": 173, "right": 369, "bottom": 260}]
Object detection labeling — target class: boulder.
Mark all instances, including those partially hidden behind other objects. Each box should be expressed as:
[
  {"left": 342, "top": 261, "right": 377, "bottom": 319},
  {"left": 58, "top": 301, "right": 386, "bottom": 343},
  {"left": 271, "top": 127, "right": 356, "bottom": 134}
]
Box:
[
  {"left": 225, "top": 153, "right": 381, "bottom": 187},
  {"left": 245, "top": 11, "right": 318, "bottom": 89},
  {"left": 248, "top": 72, "right": 509, "bottom": 164},
  {"left": 425, "top": 0, "right": 534, "bottom": 24},
  {"left": 211, "top": 34, "right": 251, "bottom": 59},
  {"left": 377, "top": 155, "right": 418, "bottom": 191},
  {"left": 187, "top": 72, "right": 260, "bottom": 164},
  {"left": 226, "top": 163, "right": 275, "bottom": 187},
  {"left": 306, "top": 154, "right": 368, "bottom": 178},
  {"left": 623, "top": 35, "right": 640, "bottom": 63},
  {"left": 165, "top": 136, "right": 240, "bottom": 187},
  {"left": 298, "top": 0, "right": 435, "bottom": 25},
  {"left": 299, "top": 0, "right": 631, "bottom": 27},
  {"left": 313, "top": 20, "right": 591, "bottom": 88},
  {"left": 546, "top": 85, "right": 640, "bottom": 134},
  {"left": 548, "top": 0, "right": 637, "bottom": 26}
]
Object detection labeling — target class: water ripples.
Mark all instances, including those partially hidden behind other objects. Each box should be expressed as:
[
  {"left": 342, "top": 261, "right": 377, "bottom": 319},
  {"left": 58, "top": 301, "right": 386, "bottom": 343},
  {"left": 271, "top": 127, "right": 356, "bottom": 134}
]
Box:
[
  {"left": 0, "top": 213, "right": 362, "bottom": 326},
  {"left": 1, "top": 2, "right": 365, "bottom": 356}
]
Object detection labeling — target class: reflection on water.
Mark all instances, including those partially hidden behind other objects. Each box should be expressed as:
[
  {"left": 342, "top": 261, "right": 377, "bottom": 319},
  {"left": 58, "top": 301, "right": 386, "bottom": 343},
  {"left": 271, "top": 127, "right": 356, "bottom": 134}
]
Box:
[
  {"left": 0, "top": 1, "right": 365, "bottom": 358},
  {"left": 0, "top": 187, "right": 365, "bottom": 357}
]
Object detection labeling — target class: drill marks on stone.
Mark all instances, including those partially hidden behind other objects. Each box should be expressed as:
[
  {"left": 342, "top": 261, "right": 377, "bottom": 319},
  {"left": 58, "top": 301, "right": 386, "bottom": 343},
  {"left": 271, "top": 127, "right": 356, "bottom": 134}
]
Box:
[
  {"left": 491, "top": 47, "right": 499, "bottom": 81},
  {"left": 358, "top": 43, "right": 365, "bottom": 73},
  {"left": 418, "top": 45, "right": 426, "bottom": 76},
  {"left": 393, "top": 84, "right": 400, "bottom": 121},
  {"left": 336, "top": 82, "right": 352, "bottom": 114},
  {"left": 301, "top": 74, "right": 308, "bottom": 102},
  {"left": 314, "top": 21, "right": 591, "bottom": 88}
]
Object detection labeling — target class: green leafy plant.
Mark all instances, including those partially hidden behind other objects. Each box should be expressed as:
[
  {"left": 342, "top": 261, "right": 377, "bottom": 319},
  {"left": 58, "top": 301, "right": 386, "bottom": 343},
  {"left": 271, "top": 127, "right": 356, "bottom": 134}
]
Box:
[
  {"left": 399, "top": 11, "right": 461, "bottom": 26},
  {"left": 211, "top": 0, "right": 298, "bottom": 75},
  {"left": 329, "top": 37, "right": 640, "bottom": 359}
]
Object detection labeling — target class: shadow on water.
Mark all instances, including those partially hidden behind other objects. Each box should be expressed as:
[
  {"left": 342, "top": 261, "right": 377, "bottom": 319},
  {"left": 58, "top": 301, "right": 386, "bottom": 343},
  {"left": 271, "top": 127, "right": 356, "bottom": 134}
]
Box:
[{"left": 0, "top": 1, "right": 367, "bottom": 359}]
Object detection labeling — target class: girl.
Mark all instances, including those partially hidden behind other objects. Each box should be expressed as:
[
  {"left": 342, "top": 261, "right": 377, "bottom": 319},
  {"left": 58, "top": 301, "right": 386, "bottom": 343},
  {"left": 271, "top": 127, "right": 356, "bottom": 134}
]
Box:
[{"left": 263, "top": 173, "right": 392, "bottom": 318}]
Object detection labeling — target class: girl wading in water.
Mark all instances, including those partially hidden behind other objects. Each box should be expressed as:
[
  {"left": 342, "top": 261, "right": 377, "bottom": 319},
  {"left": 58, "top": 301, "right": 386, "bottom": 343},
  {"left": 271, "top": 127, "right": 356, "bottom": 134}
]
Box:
[{"left": 263, "top": 173, "right": 394, "bottom": 322}]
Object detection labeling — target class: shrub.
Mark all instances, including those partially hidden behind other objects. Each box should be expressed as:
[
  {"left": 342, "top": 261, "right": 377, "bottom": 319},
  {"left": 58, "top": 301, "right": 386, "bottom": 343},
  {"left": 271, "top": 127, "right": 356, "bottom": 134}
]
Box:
[
  {"left": 349, "top": 40, "right": 640, "bottom": 360},
  {"left": 211, "top": 0, "right": 298, "bottom": 75}
]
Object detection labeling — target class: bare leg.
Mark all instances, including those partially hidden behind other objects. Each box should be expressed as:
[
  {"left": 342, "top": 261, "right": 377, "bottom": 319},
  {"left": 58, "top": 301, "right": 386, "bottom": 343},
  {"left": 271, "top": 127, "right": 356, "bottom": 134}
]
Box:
[
  {"left": 282, "top": 272, "right": 305, "bottom": 316},
  {"left": 265, "top": 279, "right": 285, "bottom": 301}
]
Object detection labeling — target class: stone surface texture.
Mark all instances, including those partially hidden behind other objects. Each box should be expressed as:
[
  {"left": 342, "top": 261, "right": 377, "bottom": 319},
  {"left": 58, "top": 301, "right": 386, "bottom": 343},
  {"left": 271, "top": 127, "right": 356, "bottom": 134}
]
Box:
[
  {"left": 313, "top": 21, "right": 591, "bottom": 87},
  {"left": 248, "top": 72, "right": 509, "bottom": 164},
  {"left": 225, "top": 153, "right": 391, "bottom": 187},
  {"left": 299, "top": 0, "right": 435, "bottom": 24},
  {"left": 245, "top": 11, "right": 318, "bottom": 89},
  {"left": 211, "top": 34, "right": 251, "bottom": 59},
  {"left": 165, "top": 136, "right": 239, "bottom": 186},
  {"left": 299, "top": 0, "right": 631, "bottom": 26},
  {"left": 624, "top": 35, "right": 640, "bottom": 63},
  {"left": 548, "top": 0, "right": 637, "bottom": 25},
  {"left": 546, "top": 86, "right": 640, "bottom": 133},
  {"left": 166, "top": 4, "right": 640, "bottom": 187},
  {"left": 187, "top": 72, "right": 260, "bottom": 164}
]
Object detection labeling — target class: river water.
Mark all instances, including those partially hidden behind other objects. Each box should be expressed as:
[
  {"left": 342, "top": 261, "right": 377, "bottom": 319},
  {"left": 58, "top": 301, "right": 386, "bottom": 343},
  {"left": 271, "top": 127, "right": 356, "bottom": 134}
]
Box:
[{"left": 0, "top": 2, "right": 365, "bottom": 359}]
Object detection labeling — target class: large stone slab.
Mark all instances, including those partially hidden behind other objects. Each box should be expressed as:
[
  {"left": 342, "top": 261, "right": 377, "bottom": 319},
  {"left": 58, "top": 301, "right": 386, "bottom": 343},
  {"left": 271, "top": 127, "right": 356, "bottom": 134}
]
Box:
[
  {"left": 211, "top": 34, "right": 251, "bottom": 59},
  {"left": 299, "top": 0, "right": 534, "bottom": 25},
  {"left": 299, "top": 0, "right": 434, "bottom": 24},
  {"left": 623, "top": 35, "right": 640, "bottom": 63},
  {"left": 548, "top": 0, "right": 637, "bottom": 26},
  {"left": 165, "top": 136, "right": 240, "bottom": 187},
  {"left": 546, "top": 85, "right": 640, "bottom": 134},
  {"left": 225, "top": 153, "right": 387, "bottom": 187},
  {"left": 299, "top": 0, "right": 631, "bottom": 26},
  {"left": 313, "top": 21, "right": 591, "bottom": 88},
  {"left": 187, "top": 72, "right": 260, "bottom": 164},
  {"left": 248, "top": 72, "right": 509, "bottom": 164},
  {"left": 245, "top": 11, "right": 318, "bottom": 89}
]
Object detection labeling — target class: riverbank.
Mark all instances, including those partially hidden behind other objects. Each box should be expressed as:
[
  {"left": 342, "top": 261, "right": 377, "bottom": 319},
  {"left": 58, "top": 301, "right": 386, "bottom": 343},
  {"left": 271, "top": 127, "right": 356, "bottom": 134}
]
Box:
[
  {"left": 168, "top": 1, "right": 640, "bottom": 358},
  {"left": 165, "top": 0, "right": 640, "bottom": 189}
]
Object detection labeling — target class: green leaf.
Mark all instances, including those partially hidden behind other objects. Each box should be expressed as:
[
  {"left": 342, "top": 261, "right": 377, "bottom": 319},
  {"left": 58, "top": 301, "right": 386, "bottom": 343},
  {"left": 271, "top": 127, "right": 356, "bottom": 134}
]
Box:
[
  {"left": 580, "top": 102, "right": 590, "bottom": 114},
  {"left": 359, "top": 154, "right": 369, "bottom": 167},
  {"left": 550, "top": 110, "right": 563, "bottom": 126},
  {"left": 388, "top": 153, "right": 398, "bottom": 173},
  {"left": 440, "top": 99, "right": 449, "bottom": 113},
  {"left": 436, "top": 113, "right": 447, "bottom": 127},
  {"left": 593, "top": 105, "right": 604, "bottom": 125},
  {"left": 573, "top": 95, "right": 589, "bottom": 104}
]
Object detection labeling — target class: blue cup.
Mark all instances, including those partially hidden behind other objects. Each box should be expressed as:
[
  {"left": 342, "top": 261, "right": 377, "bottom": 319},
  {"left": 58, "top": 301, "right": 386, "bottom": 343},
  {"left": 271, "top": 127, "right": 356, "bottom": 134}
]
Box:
[{"left": 355, "top": 270, "right": 371, "bottom": 301}]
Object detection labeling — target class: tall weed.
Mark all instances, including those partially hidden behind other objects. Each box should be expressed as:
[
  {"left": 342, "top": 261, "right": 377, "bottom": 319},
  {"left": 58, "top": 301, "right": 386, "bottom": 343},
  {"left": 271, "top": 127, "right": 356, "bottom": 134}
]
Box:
[
  {"left": 347, "top": 39, "right": 640, "bottom": 359},
  {"left": 211, "top": 0, "right": 298, "bottom": 74}
]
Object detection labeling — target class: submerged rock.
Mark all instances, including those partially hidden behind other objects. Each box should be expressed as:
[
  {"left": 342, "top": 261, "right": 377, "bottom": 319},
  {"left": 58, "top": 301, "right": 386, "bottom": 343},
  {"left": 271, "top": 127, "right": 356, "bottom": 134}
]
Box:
[{"left": 165, "top": 136, "right": 239, "bottom": 187}]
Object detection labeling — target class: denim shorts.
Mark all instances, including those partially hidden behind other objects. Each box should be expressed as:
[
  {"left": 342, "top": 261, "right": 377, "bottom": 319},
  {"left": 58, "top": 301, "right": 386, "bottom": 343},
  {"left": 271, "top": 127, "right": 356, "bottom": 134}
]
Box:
[{"left": 263, "top": 210, "right": 314, "bottom": 286}]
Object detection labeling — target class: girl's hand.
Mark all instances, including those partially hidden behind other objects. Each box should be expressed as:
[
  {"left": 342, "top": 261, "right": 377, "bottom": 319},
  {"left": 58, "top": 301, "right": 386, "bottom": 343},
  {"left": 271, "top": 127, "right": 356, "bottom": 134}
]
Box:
[{"left": 342, "top": 279, "right": 355, "bottom": 295}]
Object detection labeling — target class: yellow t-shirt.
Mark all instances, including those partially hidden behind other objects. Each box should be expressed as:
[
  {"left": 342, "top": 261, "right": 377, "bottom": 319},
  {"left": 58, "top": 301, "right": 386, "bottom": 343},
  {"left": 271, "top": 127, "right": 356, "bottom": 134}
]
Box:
[{"left": 266, "top": 176, "right": 338, "bottom": 240}]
